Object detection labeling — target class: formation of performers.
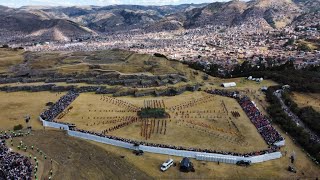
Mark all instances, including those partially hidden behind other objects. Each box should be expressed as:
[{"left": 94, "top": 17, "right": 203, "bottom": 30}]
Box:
[
  {"left": 100, "top": 96, "right": 140, "bottom": 112},
  {"left": 206, "top": 89, "right": 284, "bottom": 145},
  {"left": 168, "top": 95, "right": 215, "bottom": 111},
  {"left": 144, "top": 100, "right": 165, "bottom": 109},
  {"left": 141, "top": 119, "right": 167, "bottom": 140},
  {"left": 231, "top": 111, "right": 241, "bottom": 118},
  {"left": 39, "top": 90, "right": 283, "bottom": 160},
  {"left": 41, "top": 91, "right": 79, "bottom": 121},
  {"left": 85, "top": 116, "right": 137, "bottom": 126},
  {"left": 101, "top": 117, "right": 139, "bottom": 134},
  {"left": 0, "top": 132, "right": 33, "bottom": 180},
  {"left": 184, "top": 120, "right": 237, "bottom": 135}
]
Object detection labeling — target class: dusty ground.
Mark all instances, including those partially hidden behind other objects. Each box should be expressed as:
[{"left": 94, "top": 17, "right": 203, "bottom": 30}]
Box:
[
  {"left": 12, "top": 130, "right": 151, "bottom": 180},
  {"left": 58, "top": 91, "right": 267, "bottom": 153},
  {"left": 291, "top": 92, "right": 320, "bottom": 112}
]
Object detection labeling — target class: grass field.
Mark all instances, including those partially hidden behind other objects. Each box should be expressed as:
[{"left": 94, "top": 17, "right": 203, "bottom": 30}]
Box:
[
  {"left": 58, "top": 91, "right": 267, "bottom": 153},
  {"left": 0, "top": 90, "right": 319, "bottom": 179},
  {"left": 291, "top": 92, "right": 320, "bottom": 112},
  {"left": 0, "top": 91, "right": 65, "bottom": 130},
  {"left": 0, "top": 47, "right": 319, "bottom": 179}
]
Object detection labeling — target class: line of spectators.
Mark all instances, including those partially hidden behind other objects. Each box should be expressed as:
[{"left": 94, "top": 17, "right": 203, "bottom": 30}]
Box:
[
  {"left": 40, "top": 91, "right": 79, "bottom": 121},
  {"left": 206, "top": 89, "right": 284, "bottom": 145}
]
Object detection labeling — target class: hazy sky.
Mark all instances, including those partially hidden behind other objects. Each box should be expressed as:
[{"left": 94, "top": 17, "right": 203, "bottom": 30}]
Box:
[{"left": 0, "top": 0, "right": 232, "bottom": 8}]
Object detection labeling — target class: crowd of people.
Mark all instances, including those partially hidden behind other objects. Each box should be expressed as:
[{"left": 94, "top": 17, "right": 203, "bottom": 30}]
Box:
[
  {"left": 0, "top": 132, "right": 33, "bottom": 180},
  {"left": 275, "top": 91, "right": 320, "bottom": 143},
  {"left": 238, "top": 97, "right": 284, "bottom": 145},
  {"left": 206, "top": 89, "right": 284, "bottom": 145},
  {"left": 73, "top": 128, "right": 279, "bottom": 157},
  {"left": 40, "top": 91, "right": 79, "bottom": 121}
]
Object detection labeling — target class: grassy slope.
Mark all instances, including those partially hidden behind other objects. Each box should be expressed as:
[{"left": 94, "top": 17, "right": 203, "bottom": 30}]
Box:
[
  {"left": 0, "top": 48, "right": 24, "bottom": 74},
  {"left": 14, "top": 130, "right": 151, "bottom": 180},
  {"left": 291, "top": 92, "right": 320, "bottom": 112}
]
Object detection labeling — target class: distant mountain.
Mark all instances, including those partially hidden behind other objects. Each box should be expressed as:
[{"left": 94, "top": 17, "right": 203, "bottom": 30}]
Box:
[
  {"left": 37, "top": 4, "right": 208, "bottom": 32},
  {"left": 293, "top": 0, "right": 320, "bottom": 11},
  {"left": 168, "top": 0, "right": 303, "bottom": 29},
  {"left": 0, "top": 7, "right": 95, "bottom": 42},
  {"left": 0, "top": 1, "right": 319, "bottom": 42},
  {"left": 184, "top": 0, "right": 247, "bottom": 27}
]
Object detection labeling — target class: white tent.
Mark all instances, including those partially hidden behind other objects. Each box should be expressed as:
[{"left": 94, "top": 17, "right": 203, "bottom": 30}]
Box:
[{"left": 221, "top": 82, "right": 236, "bottom": 88}]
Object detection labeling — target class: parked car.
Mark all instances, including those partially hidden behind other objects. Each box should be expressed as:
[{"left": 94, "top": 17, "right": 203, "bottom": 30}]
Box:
[{"left": 160, "top": 159, "right": 174, "bottom": 171}]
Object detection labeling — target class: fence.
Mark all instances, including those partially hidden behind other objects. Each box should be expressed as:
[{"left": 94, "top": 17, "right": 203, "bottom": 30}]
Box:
[
  {"left": 39, "top": 116, "right": 282, "bottom": 164},
  {"left": 39, "top": 117, "right": 69, "bottom": 130}
]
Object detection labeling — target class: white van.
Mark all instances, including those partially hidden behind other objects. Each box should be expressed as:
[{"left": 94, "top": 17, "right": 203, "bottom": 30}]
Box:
[{"left": 160, "top": 159, "right": 174, "bottom": 171}]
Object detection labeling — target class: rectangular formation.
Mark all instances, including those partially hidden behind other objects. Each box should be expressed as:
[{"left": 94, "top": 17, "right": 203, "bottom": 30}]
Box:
[{"left": 39, "top": 90, "right": 284, "bottom": 164}]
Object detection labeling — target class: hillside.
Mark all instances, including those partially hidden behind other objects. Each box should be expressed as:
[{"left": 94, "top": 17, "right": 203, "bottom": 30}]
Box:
[
  {"left": 0, "top": 7, "right": 95, "bottom": 42},
  {"left": 0, "top": 0, "right": 319, "bottom": 42},
  {"left": 178, "top": 0, "right": 302, "bottom": 29}
]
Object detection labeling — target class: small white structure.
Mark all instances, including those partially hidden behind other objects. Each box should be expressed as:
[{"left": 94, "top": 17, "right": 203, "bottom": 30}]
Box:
[{"left": 221, "top": 82, "right": 237, "bottom": 88}]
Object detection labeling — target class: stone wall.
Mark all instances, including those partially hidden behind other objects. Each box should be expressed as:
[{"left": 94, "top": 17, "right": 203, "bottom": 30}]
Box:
[{"left": 0, "top": 83, "right": 201, "bottom": 97}]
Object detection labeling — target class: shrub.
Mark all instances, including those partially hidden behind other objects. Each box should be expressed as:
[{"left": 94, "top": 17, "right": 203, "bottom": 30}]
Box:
[
  {"left": 138, "top": 108, "right": 167, "bottom": 118},
  {"left": 13, "top": 124, "right": 23, "bottom": 131}
]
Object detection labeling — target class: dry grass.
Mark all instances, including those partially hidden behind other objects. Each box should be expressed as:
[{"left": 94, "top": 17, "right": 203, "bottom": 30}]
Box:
[
  {"left": 58, "top": 91, "right": 267, "bottom": 153},
  {"left": 13, "top": 130, "right": 150, "bottom": 180},
  {"left": 0, "top": 91, "right": 65, "bottom": 130},
  {"left": 291, "top": 92, "right": 320, "bottom": 112},
  {"left": 0, "top": 48, "right": 24, "bottom": 73},
  {"left": 0, "top": 88, "right": 319, "bottom": 179}
]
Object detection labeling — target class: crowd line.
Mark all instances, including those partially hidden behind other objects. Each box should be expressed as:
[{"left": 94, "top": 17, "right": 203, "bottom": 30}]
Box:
[
  {"left": 206, "top": 89, "right": 284, "bottom": 145},
  {"left": 41, "top": 91, "right": 79, "bottom": 121},
  {"left": 0, "top": 131, "right": 33, "bottom": 180}
]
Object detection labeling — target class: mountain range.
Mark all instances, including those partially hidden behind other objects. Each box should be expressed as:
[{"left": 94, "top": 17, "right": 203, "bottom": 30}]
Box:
[{"left": 0, "top": 0, "right": 319, "bottom": 42}]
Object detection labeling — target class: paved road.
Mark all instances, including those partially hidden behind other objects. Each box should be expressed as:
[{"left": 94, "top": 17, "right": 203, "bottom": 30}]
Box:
[{"left": 274, "top": 90, "right": 320, "bottom": 143}]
